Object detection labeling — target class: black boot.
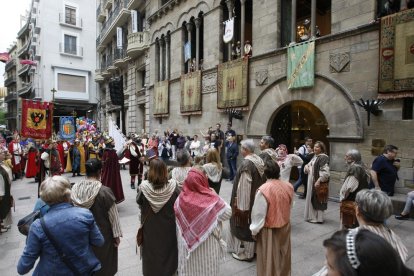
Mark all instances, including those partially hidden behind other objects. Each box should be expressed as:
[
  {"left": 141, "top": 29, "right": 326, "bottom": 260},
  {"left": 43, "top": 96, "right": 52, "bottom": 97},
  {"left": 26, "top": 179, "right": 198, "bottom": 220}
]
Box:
[{"left": 131, "top": 183, "right": 135, "bottom": 189}]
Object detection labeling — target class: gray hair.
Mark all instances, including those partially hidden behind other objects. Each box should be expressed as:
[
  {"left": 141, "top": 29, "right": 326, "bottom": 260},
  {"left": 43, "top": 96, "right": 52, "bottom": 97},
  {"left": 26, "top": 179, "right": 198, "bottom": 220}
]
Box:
[
  {"left": 40, "top": 176, "right": 72, "bottom": 205},
  {"left": 346, "top": 149, "right": 362, "bottom": 163},
  {"left": 177, "top": 150, "right": 191, "bottom": 166},
  {"left": 261, "top": 135, "right": 274, "bottom": 149},
  {"left": 355, "top": 189, "right": 393, "bottom": 223},
  {"left": 240, "top": 139, "right": 255, "bottom": 153}
]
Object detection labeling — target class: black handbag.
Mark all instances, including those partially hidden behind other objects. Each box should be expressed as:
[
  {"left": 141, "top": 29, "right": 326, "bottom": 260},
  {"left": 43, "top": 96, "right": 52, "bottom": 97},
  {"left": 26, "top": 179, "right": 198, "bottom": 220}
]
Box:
[{"left": 17, "top": 210, "right": 41, "bottom": 236}]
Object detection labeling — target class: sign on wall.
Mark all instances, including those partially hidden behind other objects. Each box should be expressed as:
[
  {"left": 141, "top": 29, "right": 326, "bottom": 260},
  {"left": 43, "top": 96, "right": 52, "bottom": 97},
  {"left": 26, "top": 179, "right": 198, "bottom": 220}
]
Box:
[
  {"left": 153, "top": 80, "right": 169, "bottom": 115},
  {"left": 217, "top": 58, "right": 248, "bottom": 108},
  {"left": 181, "top": 70, "right": 202, "bottom": 113},
  {"left": 287, "top": 40, "right": 315, "bottom": 89}
]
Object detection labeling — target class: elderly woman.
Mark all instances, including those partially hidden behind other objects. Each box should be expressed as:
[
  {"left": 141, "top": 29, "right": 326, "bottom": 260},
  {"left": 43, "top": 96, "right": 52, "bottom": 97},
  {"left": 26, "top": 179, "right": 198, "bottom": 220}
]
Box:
[
  {"left": 174, "top": 167, "right": 231, "bottom": 275},
  {"left": 304, "top": 141, "right": 330, "bottom": 224},
  {"left": 275, "top": 144, "right": 303, "bottom": 182},
  {"left": 312, "top": 189, "right": 408, "bottom": 276},
  {"left": 17, "top": 176, "right": 104, "bottom": 275},
  {"left": 250, "top": 160, "right": 294, "bottom": 276},
  {"left": 339, "top": 149, "right": 369, "bottom": 228},
  {"left": 71, "top": 159, "right": 123, "bottom": 276},
  {"left": 322, "top": 229, "right": 413, "bottom": 276},
  {"left": 137, "top": 159, "right": 179, "bottom": 276},
  {"left": 0, "top": 148, "right": 13, "bottom": 232},
  {"left": 203, "top": 148, "right": 223, "bottom": 194},
  {"left": 170, "top": 150, "right": 192, "bottom": 190}
]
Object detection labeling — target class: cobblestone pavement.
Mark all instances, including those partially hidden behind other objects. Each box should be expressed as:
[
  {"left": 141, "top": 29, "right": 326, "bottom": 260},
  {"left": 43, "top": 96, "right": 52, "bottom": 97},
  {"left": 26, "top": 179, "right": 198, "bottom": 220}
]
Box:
[{"left": 1, "top": 169, "right": 413, "bottom": 275}]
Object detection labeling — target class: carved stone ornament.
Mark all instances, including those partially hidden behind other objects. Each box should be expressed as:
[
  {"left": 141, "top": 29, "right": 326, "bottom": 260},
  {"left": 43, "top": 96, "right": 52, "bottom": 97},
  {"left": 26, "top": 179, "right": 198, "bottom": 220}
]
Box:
[
  {"left": 330, "top": 52, "right": 350, "bottom": 73},
  {"left": 202, "top": 71, "right": 218, "bottom": 94},
  {"left": 255, "top": 70, "right": 268, "bottom": 86}
]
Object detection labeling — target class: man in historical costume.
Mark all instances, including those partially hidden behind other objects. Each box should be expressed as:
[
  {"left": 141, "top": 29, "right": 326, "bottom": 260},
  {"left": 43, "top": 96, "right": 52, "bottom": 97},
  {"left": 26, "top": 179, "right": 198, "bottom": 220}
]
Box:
[
  {"left": 250, "top": 160, "right": 294, "bottom": 276},
  {"left": 40, "top": 140, "right": 62, "bottom": 177},
  {"left": 259, "top": 135, "right": 278, "bottom": 164},
  {"left": 228, "top": 139, "right": 266, "bottom": 261},
  {"left": 120, "top": 136, "right": 144, "bottom": 189},
  {"left": 19, "top": 136, "right": 30, "bottom": 175},
  {"left": 101, "top": 137, "right": 124, "bottom": 204},
  {"left": 87, "top": 135, "right": 99, "bottom": 160},
  {"left": 369, "top": 144, "right": 400, "bottom": 196},
  {"left": 70, "top": 140, "right": 82, "bottom": 177},
  {"left": 339, "top": 149, "right": 369, "bottom": 229},
  {"left": 79, "top": 140, "right": 87, "bottom": 175},
  {"left": 8, "top": 135, "right": 23, "bottom": 180},
  {"left": 0, "top": 148, "right": 13, "bottom": 231}
]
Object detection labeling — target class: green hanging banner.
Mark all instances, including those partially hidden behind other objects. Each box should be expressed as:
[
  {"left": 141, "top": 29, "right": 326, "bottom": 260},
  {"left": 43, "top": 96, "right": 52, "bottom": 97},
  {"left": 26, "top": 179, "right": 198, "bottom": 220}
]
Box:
[{"left": 287, "top": 40, "right": 315, "bottom": 89}]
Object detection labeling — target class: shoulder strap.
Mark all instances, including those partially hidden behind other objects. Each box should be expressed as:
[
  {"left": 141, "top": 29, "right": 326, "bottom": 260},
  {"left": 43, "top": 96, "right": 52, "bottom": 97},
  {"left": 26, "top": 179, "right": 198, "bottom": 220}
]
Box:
[{"left": 40, "top": 218, "right": 81, "bottom": 275}]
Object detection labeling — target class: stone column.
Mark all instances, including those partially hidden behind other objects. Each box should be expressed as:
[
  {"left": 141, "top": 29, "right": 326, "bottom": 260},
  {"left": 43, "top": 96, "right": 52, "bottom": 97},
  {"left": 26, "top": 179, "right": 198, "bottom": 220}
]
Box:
[
  {"left": 240, "top": 0, "right": 246, "bottom": 56},
  {"left": 165, "top": 34, "right": 170, "bottom": 79},
  {"left": 226, "top": 0, "right": 234, "bottom": 61},
  {"left": 160, "top": 36, "right": 165, "bottom": 80},
  {"left": 291, "top": 0, "right": 297, "bottom": 43},
  {"left": 156, "top": 38, "right": 161, "bottom": 81},
  {"left": 311, "top": 0, "right": 316, "bottom": 38},
  {"left": 186, "top": 22, "right": 193, "bottom": 73},
  {"left": 194, "top": 17, "right": 201, "bottom": 71}
]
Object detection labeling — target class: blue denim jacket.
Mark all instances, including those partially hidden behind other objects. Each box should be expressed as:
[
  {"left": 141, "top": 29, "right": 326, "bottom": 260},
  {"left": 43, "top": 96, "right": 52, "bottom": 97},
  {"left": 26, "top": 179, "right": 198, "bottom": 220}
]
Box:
[{"left": 17, "top": 203, "right": 104, "bottom": 275}]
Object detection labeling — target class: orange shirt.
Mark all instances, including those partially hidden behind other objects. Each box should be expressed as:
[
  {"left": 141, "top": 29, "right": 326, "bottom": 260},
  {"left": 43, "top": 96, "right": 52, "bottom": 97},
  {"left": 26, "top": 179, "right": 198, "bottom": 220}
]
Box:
[{"left": 259, "top": 179, "right": 294, "bottom": 228}]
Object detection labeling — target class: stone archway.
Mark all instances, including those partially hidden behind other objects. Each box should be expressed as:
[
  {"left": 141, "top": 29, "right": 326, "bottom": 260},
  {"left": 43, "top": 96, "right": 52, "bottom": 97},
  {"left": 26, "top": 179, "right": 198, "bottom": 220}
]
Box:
[{"left": 246, "top": 73, "right": 363, "bottom": 141}]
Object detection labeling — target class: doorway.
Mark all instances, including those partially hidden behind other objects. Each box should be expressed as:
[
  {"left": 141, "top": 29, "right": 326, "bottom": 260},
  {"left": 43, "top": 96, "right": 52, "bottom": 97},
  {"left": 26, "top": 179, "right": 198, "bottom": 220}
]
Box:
[{"left": 270, "top": 100, "right": 329, "bottom": 154}]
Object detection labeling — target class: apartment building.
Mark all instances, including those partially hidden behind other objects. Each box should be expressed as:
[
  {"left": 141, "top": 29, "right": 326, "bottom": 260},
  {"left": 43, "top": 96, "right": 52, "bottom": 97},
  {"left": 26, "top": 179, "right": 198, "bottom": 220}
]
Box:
[
  {"left": 4, "top": 43, "right": 18, "bottom": 130},
  {"left": 95, "top": 0, "right": 148, "bottom": 133},
  {"left": 9, "top": 0, "right": 98, "bottom": 132}
]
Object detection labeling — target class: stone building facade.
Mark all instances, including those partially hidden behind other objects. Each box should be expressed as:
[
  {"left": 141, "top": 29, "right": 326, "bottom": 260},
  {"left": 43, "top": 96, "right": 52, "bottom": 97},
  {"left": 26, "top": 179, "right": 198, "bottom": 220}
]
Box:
[{"left": 97, "top": 0, "right": 414, "bottom": 195}]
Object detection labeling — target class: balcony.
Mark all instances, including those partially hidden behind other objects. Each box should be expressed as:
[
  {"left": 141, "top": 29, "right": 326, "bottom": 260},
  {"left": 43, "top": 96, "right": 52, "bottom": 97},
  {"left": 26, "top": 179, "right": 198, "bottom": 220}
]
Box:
[
  {"left": 105, "top": 0, "right": 112, "bottom": 10},
  {"left": 128, "top": 0, "right": 145, "bottom": 10},
  {"left": 17, "top": 40, "right": 31, "bottom": 58},
  {"left": 95, "top": 69, "right": 105, "bottom": 83},
  {"left": 5, "top": 60, "right": 16, "bottom": 71},
  {"left": 17, "top": 21, "right": 30, "bottom": 39},
  {"left": 59, "top": 13, "right": 83, "bottom": 29},
  {"left": 4, "top": 93, "right": 17, "bottom": 103},
  {"left": 59, "top": 43, "right": 84, "bottom": 58},
  {"left": 100, "top": 60, "right": 111, "bottom": 78},
  {"left": 97, "top": 4, "right": 106, "bottom": 23},
  {"left": 4, "top": 77, "right": 17, "bottom": 87},
  {"left": 114, "top": 48, "right": 128, "bottom": 67},
  {"left": 18, "top": 64, "right": 31, "bottom": 76},
  {"left": 18, "top": 82, "right": 33, "bottom": 98},
  {"left": 5, "top": 111, "right": 17, "bottom": 120},
  {"left": 106, "top": 54, "right": 116, "bottom": 72},
  {"left": 127, "top": 31, "right": 149, "bottom": 58},
  {"left": 97, "top": 0, "right": 130, "bottom": 51}
]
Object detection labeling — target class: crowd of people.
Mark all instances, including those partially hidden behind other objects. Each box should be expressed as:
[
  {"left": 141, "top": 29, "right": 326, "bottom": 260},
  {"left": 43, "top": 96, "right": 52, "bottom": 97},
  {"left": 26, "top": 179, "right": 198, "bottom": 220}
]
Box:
[{"left": 0, "top": 125, "right": 412, "bottom": 275}]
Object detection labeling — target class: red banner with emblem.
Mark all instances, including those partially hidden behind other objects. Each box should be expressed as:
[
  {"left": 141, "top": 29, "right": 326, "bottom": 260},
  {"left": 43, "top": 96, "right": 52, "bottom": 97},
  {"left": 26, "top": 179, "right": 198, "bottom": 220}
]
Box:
[{"left": 21, "top": 99, "right": 54, "bottom": 139}]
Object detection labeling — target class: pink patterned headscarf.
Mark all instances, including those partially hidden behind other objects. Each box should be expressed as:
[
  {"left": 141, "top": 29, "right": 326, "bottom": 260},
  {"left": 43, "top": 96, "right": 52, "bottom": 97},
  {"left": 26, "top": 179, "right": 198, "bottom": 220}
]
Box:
[
  {"left": 276, "top": 144, "right": 288, "bottom": 167},
  {"left": 174, "top": 168, "right": 226, "bottom": 252}
]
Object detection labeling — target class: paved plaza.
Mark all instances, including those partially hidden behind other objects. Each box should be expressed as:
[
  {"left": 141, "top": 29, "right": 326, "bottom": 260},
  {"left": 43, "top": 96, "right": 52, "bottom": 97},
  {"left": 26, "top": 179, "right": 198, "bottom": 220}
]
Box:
[{"left": 1, "top": 169, "right": 413, "bottom": 276}]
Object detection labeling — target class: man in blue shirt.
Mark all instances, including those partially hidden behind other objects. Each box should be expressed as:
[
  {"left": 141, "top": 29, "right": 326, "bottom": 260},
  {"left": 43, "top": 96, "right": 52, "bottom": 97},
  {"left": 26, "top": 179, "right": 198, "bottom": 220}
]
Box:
[{"left": 369, "top": 145, "right": 399, "bottom": 196}]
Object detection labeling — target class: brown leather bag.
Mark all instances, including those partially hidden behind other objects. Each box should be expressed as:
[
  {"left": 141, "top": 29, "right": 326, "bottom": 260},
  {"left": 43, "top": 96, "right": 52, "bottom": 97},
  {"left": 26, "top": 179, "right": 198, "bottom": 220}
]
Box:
[
  {"left": 136, "top": 207, "right": 152, "bottom": 247},
  {"left": 340, "top": 200, "right": 357, "bottom": 228},
  {"left": 315, "top": 180, "right": 329, "bottom": 204}
]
